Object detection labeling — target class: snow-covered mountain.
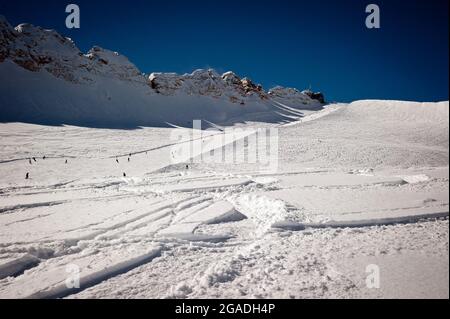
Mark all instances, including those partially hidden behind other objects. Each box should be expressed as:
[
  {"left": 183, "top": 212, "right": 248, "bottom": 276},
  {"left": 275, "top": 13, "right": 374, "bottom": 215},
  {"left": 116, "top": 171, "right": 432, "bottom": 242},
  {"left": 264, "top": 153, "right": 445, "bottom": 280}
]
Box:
[
  {"left": 0, "top": 16, "right": 146, "bottom": 84},
  {"left": 0, "top": 16, "right": 325, "bottom": 127}
]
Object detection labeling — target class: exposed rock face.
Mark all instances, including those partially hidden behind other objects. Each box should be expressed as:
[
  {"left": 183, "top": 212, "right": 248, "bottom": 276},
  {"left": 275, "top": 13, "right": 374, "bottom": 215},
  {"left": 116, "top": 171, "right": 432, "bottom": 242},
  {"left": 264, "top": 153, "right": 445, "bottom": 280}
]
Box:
[
  {"left": 149, "top": 69, "right": 269, "bottom": 104},
  {"left": 222, "top": 71, "right": 241, "bottom": 86},
  {"left": 149, "top": 72, "right": 183, "bottom": 94},
  {"left": 0, "top": 16, "right": 19, "bottom": 63},
  {"left": 2, "top": 19, "right": 84, "bottom": 81},
  {"left": 240, "top": 77, "right": 265, "bottom": 96},
  {"left": 0, "top": 16, "right": 145, "bottom": 84},
  {"left": 302, "top": 90, "right": 326, "bottom": 104},
  {"left": 269, "top": 86, "right": 325, "bottom": 107},
  {"left": 84, "top": 46, "right": 144, "bottom": 83}
]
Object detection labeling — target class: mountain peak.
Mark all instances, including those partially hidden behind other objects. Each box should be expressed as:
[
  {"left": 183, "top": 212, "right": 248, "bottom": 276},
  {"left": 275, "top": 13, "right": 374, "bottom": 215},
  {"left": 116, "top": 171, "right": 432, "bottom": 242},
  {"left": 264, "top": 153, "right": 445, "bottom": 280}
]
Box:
[{"left": 0, "top": 15, "right": 326, "bottom": 127}]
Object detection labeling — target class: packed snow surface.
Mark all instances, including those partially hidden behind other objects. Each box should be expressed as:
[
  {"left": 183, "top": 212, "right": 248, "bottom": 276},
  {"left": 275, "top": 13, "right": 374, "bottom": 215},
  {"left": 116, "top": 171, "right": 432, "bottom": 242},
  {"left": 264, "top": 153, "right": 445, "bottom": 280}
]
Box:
[{"left": 0, "top": 100, "right": 448, "bottom": 299}]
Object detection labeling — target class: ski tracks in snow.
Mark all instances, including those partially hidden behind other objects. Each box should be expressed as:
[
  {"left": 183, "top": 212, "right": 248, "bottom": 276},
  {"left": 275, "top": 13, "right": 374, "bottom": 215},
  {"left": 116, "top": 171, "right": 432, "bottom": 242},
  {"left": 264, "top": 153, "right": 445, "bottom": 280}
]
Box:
[{"left": 0, "top": 102, "right": 448, "bottom": 298}]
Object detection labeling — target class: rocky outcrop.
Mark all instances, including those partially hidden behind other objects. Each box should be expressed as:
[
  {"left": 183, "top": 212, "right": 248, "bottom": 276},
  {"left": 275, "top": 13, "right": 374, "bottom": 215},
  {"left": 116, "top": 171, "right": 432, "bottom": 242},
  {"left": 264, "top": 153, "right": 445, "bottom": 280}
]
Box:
[
  {"left": 302, "top": 90, "right": 326, "bottom": 104},
  {"left": 0, "top": 16, "right": 19, "bottom": 63},
  {"left": 84, "top": 46, "right": 145, "bottom": 83},
  {"left": 0, "top": 16, "right": 145, "bottom": 84},
  {"left": 149, "top": 69, "right": 268, "bottom": 104},
  {"left": 268, "top": 86, "right": 325, "bottom": 106}
]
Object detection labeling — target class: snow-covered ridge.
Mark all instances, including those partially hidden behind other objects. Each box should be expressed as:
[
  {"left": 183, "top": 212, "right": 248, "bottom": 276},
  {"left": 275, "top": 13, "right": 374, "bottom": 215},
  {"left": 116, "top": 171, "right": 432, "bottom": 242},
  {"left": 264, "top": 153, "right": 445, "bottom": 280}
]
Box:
[
  {"left": 149, "top": 69, "right": 268, "bottom": 103},
  {"left": 0, "top": 16, "right": 145, "bottom": 84},
  {"left": 0, "top": 15, "right": 323, "bottom": 102},
  {"left": 269, "top": 86, "right": 325, "bottom": 105},
  {"left": 0, "top": 15, "right": 325, "bottom": 127}
]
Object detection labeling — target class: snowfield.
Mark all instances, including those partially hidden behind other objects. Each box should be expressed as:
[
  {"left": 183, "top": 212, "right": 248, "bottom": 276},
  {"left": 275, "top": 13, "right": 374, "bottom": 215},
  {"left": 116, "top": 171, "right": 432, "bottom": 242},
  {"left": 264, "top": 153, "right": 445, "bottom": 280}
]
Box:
[{"left": 0, "top": 100, "right": 448, "bottom": 299}]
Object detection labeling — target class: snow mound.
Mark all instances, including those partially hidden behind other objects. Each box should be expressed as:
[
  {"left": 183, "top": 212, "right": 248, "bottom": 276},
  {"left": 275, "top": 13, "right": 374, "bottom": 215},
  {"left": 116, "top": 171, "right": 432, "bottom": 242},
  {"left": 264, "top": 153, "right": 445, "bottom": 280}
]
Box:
[
  {"left": 182, "top": 201, "right": 247, "bottom": 225},
  {"left": 272, "top": 211, "right": 449, "bottom": 231},
  {"left": 401, "top": 174, "right": 431, "bottom": 184},
  {"left": 158, "top": 201, "right": 244, "bottom": 242}
]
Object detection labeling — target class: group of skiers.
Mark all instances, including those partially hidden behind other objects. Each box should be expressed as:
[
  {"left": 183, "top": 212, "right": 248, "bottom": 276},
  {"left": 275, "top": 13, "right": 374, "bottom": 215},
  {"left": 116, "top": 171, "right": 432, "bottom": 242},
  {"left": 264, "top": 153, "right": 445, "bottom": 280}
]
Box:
[
  {"left": 25, "top": 151, "right": 190, "bottom": 180},
  {"left": 115, "top": 153, "right": 132, "bottom": 177},
  {"left": 25, "top": 156, "right": 68, "bottom": 180}
]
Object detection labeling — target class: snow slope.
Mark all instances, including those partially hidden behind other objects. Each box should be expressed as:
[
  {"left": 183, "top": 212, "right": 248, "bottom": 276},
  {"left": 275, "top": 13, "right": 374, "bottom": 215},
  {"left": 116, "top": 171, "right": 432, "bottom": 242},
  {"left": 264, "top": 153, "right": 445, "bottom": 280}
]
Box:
[
  {"left": 0, "top": 16, "right": 324, "bottom": 127},
  {"left": 0, "top": 99, "right": 448, "bottom": 299}
]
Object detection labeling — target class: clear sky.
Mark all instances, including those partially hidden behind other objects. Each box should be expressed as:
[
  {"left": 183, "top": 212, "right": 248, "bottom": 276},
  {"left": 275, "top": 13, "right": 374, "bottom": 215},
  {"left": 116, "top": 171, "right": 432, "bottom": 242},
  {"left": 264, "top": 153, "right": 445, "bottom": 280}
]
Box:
[{"left": 1, "top": 0, "right": 448, "bottom": 102}]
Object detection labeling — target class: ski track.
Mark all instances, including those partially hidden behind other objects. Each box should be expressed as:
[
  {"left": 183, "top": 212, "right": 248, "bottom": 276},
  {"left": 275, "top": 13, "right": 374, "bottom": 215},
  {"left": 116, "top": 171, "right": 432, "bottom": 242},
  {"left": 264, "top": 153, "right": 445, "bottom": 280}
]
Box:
[
  {"left": 0, "top": 125, "right": 269, "bottom": 298},
  {"left": 0, "top": 101, "right": 448, "bottom": 298}
]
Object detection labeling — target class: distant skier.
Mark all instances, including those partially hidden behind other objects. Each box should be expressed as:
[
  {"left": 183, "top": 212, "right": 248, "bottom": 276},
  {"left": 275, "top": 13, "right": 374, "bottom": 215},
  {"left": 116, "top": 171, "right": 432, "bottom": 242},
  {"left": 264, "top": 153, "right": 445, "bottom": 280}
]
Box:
[
  {"left": 29, "top": 159, "right": 32, "bottom": 165},
  {"left": 123, "top": 172, "right": 127, "bottom": 177},
  {"left": 129, "top": 153, "right": 132, "bottom": 157},
  {"left": 128, "top": 157, "right": 130, "bottom": 162},
  {"left": 32, "top": 157, "right": 36, "bottom": 162},
  {"left": 186, "top": 164, "right": 189, "bottom": 170},
  {"left": 116, "top": 158, "right": 119, "bottom": 164},
  {"left": 65, "top": 159, "right": 68, "bottom": 164},
  {"left": 25, "top": 172, "right": 29, "bottom": 180},
  {"left": 43, "top": 156, "right": 46, "bottom": 160}
]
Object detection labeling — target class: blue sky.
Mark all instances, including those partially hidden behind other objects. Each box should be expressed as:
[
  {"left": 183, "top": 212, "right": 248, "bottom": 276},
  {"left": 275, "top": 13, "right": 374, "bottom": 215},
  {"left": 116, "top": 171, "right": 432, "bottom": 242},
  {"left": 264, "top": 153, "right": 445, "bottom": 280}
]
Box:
[{"left": 1, "top": 0, "right": 448, "bottom": 102}]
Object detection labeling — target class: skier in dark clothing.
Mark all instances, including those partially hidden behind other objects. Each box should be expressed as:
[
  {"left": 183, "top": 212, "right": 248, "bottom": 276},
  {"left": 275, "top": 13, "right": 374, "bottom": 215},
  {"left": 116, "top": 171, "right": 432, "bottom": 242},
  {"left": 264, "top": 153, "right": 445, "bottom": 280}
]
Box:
[
  {"left": 123, "top": 172, "right": 127, "bottom": 177},
  {"left": 65, "top": 159, "right": 68, "bottom": 164},
  {"left": 43, "top": 156, "right": 46, "bottom": 160},
  {"left": 29, "top": 159, "right": 32, "bottom": 165},
  {"left": 25, "top": 172, "right": 29, "bottom": 179},
  {"left": 32, "top": 157, "right": 36, "bottom": 162},
  {"left": 116, "top": 158, "right": 119, "bottom": 164},
  {"left": 128, "top": 157, "right": 130, "bottom": 162}
]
